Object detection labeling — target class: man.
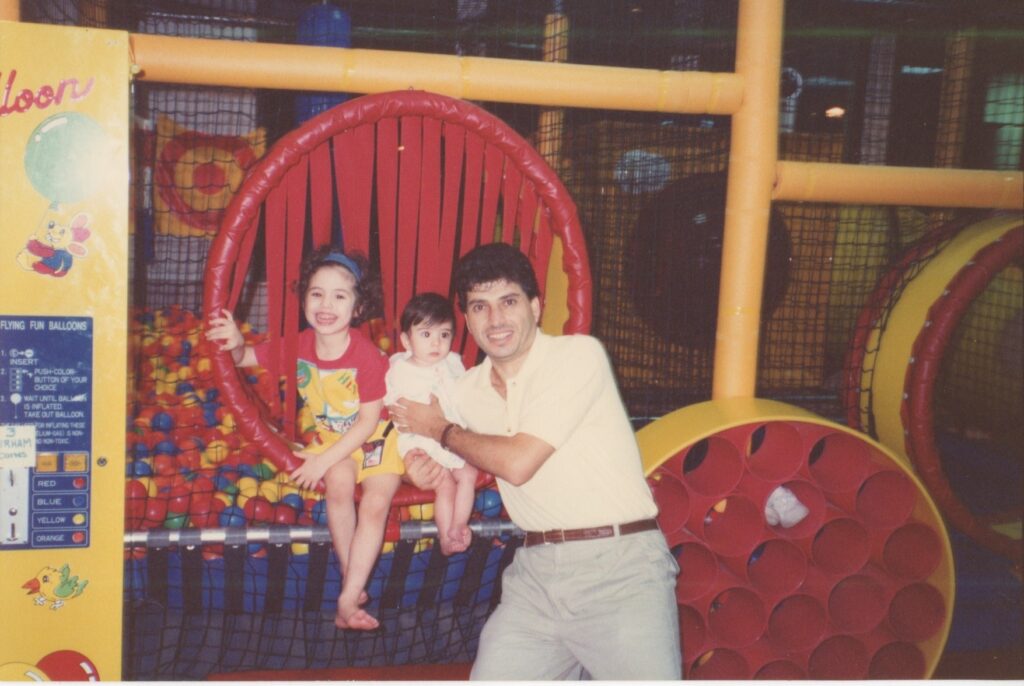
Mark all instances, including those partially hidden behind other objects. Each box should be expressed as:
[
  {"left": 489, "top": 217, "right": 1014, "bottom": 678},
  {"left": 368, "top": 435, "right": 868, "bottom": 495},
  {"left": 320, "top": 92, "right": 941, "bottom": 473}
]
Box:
[{"left": 388, "top": 243, "right": 681, "bottom": 680}]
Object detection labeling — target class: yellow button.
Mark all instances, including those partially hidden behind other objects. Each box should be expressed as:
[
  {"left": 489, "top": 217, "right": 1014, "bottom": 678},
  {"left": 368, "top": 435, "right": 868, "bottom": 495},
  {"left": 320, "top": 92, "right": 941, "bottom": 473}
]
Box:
[
  {"left": 72, "top": 513, "right": 86, "bottom": 525},
  {"left": 64, "top": 453, "right": 88, "bottom": 472},
  {"left": 36, "top": 454, "right": 59, "bottom": 472}
]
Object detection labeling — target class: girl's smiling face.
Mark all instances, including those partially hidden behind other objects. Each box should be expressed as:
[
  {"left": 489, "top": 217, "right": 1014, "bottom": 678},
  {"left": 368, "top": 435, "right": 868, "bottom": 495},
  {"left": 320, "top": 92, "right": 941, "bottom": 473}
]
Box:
[{"left": 303, "top": 264, "right": 359, "bottom": 337}]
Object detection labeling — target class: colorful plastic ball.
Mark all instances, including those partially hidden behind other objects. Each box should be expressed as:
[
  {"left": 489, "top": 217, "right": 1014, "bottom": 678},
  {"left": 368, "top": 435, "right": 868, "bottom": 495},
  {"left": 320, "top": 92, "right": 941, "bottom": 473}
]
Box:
[
  {"left": 311, "top": 500, "right": 329, "bottom": 525},
  {"left": 409, "top": 503, "right": 434, "bottom": 520},
  {"left": 273, "top": 504, "right": 298, "bottom": 525},
  {"left": 152, "top": 455, "right": 179, "bottom": 476},
  {"left": 127, "top": 459, "right": 152, "bottom": 478},
  {"left": 281, "top": 493, "right": 304, "bottom": 511},
  {"left": 214, "top": 492, "right": 235, "bottom": 508},
  {"left": 153, "top": 439, "right": 178, "bottom": 456},
  {"left": 167, "top": 483, "right": 193, "bottom": 515},
  {"left": 474, "top": 488, "right": 503, "bottom": 517},
  {"left": 132, "top": 442, "right": 152, "bottom": 459},
  {"left": 236, "top": 476, "right": 259, "bottom": 498},
  {"left": 125, "top": 480, "right": 149, "bottom": 529},
  {"left": 252, "top": 462, "right": 276, "bottom": 480},
  {"left": 258, "top": 480, "right": 283, "bottom": 502},
  {"left": 142, "top": 497, "right": 169, "bottom": 529},
  {"left": 219, "top": 505, "right": 246, "bottom": 527},
  {"left": 243, "top": 496, "right": 274, "bottom": 523},
  {"left": 164, "top": 511, "right": 189, "bottom": 529},
  {"left": 0, "top": 661, "right": 50, "bottom": 681},
  {"left": 151, "top": 411, "right": 174, "bottom": 432}
]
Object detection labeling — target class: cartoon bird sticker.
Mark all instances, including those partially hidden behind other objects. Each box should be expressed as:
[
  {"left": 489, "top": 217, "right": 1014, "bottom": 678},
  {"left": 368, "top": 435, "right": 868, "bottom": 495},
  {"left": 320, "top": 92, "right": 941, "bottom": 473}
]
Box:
[
  {"left": 16, "top": 211, "right": 92, "bottom": 277},
  {"left": 22, "top": 564, "right": 89, "bottom": 610}
]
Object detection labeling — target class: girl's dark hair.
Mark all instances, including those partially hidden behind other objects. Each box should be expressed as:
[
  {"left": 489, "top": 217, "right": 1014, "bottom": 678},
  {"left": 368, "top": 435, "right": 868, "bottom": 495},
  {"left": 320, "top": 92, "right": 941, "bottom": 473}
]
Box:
[
  {"left": 294, "top": 245, "right": 383, "bottom": 326},
  {"left": 400, "top": 292, "right": 455, "bottom": 333},
  {"left": 453, "top": 242, "right": 540, "bottom": 313}
]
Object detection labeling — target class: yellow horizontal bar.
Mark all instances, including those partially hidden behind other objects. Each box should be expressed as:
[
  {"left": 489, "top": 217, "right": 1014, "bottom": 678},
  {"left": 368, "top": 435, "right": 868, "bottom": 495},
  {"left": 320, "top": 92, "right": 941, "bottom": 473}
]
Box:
[
  {"left": 129, "top": 33, "right": 743, "bottom": 115},
  {"left": 775, "top": 161, "right": 1024, "bottom": 210}
]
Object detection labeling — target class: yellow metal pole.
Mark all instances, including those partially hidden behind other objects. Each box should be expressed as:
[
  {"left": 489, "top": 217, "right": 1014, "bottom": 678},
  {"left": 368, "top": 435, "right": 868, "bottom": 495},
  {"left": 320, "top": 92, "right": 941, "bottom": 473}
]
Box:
[
  {"left": 0, "top": 0, "right": 19, "bottom": 21},
  {"left": 537, "top": 10, "right": 569, "bottom": 169},
  {"left": 775, "top": 161, "right": 1023, "bottom": 209},
  {"left": 129, "top": 33, "right": 744, "bottom": 115},
  {"left": 713, "top": 0, "right": 784, "bottom": 399}
]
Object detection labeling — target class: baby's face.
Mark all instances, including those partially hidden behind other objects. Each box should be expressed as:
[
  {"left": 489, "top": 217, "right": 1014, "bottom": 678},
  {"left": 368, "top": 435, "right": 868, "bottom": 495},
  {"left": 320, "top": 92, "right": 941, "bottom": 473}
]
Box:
[{"left": 401, "top": 320, "right": 454, "bottom": 367}]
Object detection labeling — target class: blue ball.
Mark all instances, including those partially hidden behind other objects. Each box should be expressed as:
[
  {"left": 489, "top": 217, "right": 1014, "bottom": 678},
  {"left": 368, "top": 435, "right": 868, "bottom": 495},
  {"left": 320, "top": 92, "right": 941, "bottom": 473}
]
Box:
[
  {"left": 475, "top": 488, "right": 502, "bottom": 517},
  {"left": 311, "top": 500, "right": 329, "bottom": 525},
  {"left": 126, "top": 459, "right": 152, "bottom": 477},
  {"left": 219, "top": 505, "right": 246, "bottom": 527},
  {"left": 153, "top": 440, "right": 178, "bottom": 456},
  {"left": 281, "top": 493, "right": 304, "bottom": 511},
  {"left": 151, "top": 411, "right": 174, "bottom": 433},
  {"left": 132, "top": 442, "right": 151, "bottom": 459}
]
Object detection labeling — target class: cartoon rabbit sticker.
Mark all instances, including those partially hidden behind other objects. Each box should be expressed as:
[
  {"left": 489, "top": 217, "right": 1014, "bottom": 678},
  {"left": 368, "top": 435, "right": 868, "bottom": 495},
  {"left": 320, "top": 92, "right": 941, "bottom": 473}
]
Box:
[{"left": 16, "top": 212, "right": 91, "bottom": 277}]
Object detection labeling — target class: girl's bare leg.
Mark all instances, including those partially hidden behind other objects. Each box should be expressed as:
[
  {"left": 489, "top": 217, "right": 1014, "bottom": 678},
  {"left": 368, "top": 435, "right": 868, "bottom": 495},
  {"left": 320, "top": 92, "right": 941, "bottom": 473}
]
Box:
[
  {"left": 431, "top": 470, "right": 459, "bottom": 555},
  {"left": 322, "top": 458, "right": 358, "bottom": 580},
  {"left": 335, "top": 472, "right": 401, "bottom": 630}
]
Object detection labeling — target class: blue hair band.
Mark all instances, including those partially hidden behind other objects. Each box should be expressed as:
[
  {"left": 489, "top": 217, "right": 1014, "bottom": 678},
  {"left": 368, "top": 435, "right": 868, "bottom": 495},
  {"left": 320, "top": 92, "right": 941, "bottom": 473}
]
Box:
[{"left": 324, "top": 251, "right": 362, "bottom": 282}]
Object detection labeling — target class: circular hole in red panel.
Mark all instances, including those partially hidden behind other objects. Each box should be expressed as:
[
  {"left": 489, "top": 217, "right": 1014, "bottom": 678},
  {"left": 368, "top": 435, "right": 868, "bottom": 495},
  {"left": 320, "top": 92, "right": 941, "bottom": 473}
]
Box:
[
  {"left": 745, "top": 422, "right": 804, "bottom": 481},
  {"left": 689, "top": 648, "right": 750, "bottom": 680},
  {"left": 707, "top": 587, "right": 767, "bottom": 648},
  {"left": 747, "top": 539, "right": 807, "bottom": 597},
  {"left": 888, "top": 582, "right": 946, "bottom": 642},
  {"left": 869, "top": 641, "right": 927, "bottom": 679},
  {"left": 812, "top": 517, "right": 870, "bottom": 575},
  {"left": 767, "top": 479, "right": 826, "bottom": 539},
  {"left": 651, "top": 473, "right": 690, "bottom": 535},
  {"left": 681, "top": 437, "right": 743, "bottom": 497},
  {"left": 808, "top": 433, "right": 871, "bottom": 492},
  {"left": 678, "top": 604, "right": 706, "bottom": 662},
  {"left": 808, "top": 635, "right": 869, "bottom": 680},
  {"left": 754, "top": 659, "right": 807, "bottom": 680},
  {"left": 767, "top": 594, "right": 827, "bottom": 651},
  {"left": 883, "top": 522, "right": 943, "bottom": 581},
  {"left": 856, "top": 470, "right": 916, "bottom": 528},
  {"left": 702, "top": 496, "right": 763, "bottom": 557},
  {"left": 673, "top": 542, "right": 718, "bottom": 602},
  {"left": 828, "top": 574, "right": 889, "bottom": 633}
]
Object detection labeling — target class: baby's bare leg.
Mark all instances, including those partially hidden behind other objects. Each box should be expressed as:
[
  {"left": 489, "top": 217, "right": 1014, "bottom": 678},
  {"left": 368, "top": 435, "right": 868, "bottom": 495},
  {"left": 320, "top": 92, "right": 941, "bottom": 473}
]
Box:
[
  {"left": 432, "top": 469, "right": 459, "bottom": 555},
  {"left": 446, "top": 464, "right": 479, "bottom": 553}
]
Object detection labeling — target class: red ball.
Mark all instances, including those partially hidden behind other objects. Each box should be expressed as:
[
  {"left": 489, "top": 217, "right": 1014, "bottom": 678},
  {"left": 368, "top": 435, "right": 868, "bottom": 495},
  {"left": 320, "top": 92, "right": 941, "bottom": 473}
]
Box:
[
  {"left": 273, "top": 503, "right": 298, "bottom": 525},
  {"left": 242, "top": 496, "right": 274, "bottom": 523},
  {"left": 125, "top": 480, "right": 148, "bottom": 529},
  {"left": 142, "top": 497, "right": 168, "bottom": 529},
  {"left": 167, "top": 483, "right": 193, "bottom": 515}
]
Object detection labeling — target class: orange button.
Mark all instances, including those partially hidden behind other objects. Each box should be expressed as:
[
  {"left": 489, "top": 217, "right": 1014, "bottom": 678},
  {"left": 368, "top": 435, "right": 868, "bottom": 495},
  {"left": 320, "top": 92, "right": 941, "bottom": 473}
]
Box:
[
  {"left": 35, "top": 453, "right": 58, "bottom": 472},
  {"left": 64, "top": 453, "right": 88, "bottom": 472}
]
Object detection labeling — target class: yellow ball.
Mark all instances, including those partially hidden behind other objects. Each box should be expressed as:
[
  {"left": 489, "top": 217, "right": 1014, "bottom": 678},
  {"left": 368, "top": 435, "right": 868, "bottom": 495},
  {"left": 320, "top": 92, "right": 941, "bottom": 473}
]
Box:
[
  {"left": 258, "top": 481, "right": 282, "bottom": 503},
  {"left": 236, "top": 476, "right": 259, "bottom": 498},
  {"left": 0, "top": 662, "right": 50, "bottom": 681}
]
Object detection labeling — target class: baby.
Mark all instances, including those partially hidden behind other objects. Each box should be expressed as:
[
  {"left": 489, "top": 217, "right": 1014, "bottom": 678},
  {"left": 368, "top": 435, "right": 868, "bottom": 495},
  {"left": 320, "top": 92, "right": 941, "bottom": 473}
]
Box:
[{"left": 385, "top": 293, "right": 479, "bottom": 555}]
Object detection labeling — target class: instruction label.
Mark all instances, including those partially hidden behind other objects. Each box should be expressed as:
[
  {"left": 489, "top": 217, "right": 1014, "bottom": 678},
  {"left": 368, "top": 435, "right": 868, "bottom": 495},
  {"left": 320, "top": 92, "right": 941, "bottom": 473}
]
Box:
[{"left": 0, "top": 315, "right": 92, "bottom": 548}]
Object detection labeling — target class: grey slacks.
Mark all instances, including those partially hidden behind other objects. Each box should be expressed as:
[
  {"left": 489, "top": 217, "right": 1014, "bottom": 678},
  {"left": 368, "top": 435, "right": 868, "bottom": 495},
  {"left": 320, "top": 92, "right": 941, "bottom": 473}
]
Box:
[{"left": 471, "top": 530, "right": 682, "bottom": 680}]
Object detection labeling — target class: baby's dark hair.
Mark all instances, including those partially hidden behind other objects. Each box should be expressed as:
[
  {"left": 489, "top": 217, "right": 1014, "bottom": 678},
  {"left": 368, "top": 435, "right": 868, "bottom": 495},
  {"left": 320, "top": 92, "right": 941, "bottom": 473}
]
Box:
[
  {"left": 453, "top": 242, "right": 539, "bottom": 313},
  {"left": 400, "top": 292, "right": 455, "bottom": 333},
  {"left": 295, "top": 245, "right": 383, "bottom": 326}
]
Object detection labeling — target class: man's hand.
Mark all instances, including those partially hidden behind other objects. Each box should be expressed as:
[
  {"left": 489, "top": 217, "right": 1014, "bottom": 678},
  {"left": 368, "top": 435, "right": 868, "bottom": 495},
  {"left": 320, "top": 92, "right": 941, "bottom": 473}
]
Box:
[
  {"left": 403, "top": 448, "right": 446, "bottom": 492},
  {"left": 388, "top": 395, "right": 446, "bottom": 440}
]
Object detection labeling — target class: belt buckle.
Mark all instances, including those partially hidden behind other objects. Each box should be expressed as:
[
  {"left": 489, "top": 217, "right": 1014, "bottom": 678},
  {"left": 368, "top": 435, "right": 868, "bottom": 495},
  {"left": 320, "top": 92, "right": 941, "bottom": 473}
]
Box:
[{"left": 542, "top": 529, "right": 564, "bottom": 545}]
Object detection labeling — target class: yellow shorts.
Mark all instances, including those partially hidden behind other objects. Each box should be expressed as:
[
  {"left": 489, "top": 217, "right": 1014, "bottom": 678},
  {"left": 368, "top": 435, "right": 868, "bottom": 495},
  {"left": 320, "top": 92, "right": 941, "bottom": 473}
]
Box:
[{"left": 306, "top": 420, "right": 404, "bottom": 483}]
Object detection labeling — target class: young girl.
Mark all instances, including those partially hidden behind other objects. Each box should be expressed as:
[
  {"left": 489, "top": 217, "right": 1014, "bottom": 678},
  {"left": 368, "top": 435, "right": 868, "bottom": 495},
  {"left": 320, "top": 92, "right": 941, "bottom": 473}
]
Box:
[
  {"left": 385, "top": 293, "right": 478, "bottom": 555},
  {"left": 206, "top": 246, "right": 403, "bottom": 631}
]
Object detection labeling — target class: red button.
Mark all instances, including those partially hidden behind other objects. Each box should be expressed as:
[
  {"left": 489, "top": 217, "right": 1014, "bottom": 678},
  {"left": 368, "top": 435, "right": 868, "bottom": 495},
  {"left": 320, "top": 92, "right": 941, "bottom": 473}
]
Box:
[
  {"left": 71, "top": 532, "right": 85, "bottom": 543},
  {"left": 73, "top": 477, "right": 86, "bottom": 489}
]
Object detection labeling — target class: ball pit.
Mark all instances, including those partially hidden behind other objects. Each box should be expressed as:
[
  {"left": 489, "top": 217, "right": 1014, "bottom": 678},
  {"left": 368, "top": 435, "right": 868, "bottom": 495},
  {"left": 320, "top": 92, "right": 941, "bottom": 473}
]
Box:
[{"left": 126, "top": 307, "right": 506, "bottom": 560}]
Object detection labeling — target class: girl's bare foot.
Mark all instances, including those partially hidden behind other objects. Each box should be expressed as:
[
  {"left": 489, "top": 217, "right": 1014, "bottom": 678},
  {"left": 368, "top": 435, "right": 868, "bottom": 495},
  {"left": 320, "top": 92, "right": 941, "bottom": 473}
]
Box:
[{"left": 335, "top": 590, "right": 376, "bottom": 630}]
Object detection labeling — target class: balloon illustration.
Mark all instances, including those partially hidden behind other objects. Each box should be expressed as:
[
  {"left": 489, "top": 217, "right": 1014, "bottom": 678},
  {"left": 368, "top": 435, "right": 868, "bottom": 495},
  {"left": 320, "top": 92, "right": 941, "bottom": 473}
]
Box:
[{"left": 24, "top": 112, "right": 109, "bottom": 205}]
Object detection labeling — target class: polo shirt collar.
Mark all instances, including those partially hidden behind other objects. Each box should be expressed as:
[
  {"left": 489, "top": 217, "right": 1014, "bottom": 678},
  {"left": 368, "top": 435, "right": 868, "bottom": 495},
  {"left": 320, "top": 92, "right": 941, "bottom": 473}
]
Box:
[{"left": 473, "top": 330, "right": 552, "bottom": 391}]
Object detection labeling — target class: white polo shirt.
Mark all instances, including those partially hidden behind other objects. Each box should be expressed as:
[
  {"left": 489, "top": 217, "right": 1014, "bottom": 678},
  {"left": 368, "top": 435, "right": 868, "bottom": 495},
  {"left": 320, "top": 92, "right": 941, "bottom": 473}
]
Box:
[{"left": 455, "top": 332, "right": 657, "bottom": 532}]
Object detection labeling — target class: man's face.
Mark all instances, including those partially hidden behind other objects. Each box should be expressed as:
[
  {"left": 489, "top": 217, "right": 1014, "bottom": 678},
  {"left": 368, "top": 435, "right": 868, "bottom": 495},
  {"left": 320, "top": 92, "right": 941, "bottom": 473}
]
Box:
[{"left": 463, "top": 279, "right": 541, "bottom": 373}]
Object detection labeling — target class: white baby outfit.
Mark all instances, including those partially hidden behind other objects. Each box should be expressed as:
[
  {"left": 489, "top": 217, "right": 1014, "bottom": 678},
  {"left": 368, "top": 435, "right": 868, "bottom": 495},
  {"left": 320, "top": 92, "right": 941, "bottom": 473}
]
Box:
[{"left": 385, "top": 350, "right": 467, "bottom": 469}]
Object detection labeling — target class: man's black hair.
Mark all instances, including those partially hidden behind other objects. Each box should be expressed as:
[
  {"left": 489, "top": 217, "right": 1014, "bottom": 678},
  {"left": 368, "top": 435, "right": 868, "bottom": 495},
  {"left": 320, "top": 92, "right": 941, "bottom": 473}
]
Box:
[
  {"left": 453, "top": 243, "right": 540, "bottom": 313},
  {"left": 400, "top": 292, "right": 455, "bottom": 333}
]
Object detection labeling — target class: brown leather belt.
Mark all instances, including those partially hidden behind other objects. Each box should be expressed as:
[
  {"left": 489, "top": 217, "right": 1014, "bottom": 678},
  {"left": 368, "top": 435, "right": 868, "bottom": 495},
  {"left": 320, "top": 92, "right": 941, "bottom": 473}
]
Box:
[{"left": 523, "top": 518, "right": 659, "bottom": 547}]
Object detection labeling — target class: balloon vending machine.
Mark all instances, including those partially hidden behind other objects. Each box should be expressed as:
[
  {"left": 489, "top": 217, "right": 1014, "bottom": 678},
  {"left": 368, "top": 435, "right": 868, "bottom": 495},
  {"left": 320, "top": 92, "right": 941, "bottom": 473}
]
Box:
[{"left": 1, "top": 21, "right": 130, "bottom": 680}]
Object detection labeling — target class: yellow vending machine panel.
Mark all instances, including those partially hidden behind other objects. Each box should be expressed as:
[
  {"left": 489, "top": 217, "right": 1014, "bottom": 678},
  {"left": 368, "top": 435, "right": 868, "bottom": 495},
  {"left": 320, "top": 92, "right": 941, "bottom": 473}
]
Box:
[{"left": 1, "top": 21, "right": 130, "bottom": 680}]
